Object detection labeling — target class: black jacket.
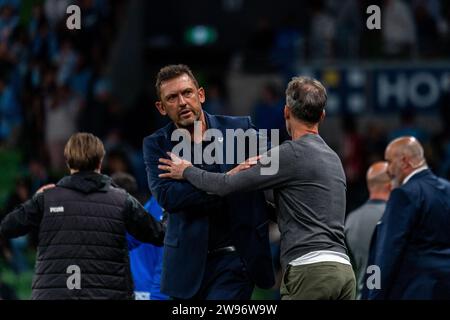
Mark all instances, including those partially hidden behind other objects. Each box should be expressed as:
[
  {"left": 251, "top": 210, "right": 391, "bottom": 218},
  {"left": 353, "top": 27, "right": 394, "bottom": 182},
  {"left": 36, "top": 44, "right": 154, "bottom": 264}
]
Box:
[{"left": 0, "top": 172, "right": 164, "bottom": 300}]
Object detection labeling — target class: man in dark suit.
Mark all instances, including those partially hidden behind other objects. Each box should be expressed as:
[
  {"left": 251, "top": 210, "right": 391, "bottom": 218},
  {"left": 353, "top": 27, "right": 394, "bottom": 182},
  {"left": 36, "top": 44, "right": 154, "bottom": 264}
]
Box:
[
  {"left": 143, "top": 64, "right": 274, "bottom": 299},
  {"left": 366, "top": 136, "right": 450, "bottom": 299}
]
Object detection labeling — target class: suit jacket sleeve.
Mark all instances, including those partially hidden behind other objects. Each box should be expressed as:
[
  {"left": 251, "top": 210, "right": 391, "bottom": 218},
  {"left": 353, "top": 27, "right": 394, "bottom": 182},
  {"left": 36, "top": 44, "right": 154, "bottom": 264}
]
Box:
[
  {"left": 143, "top": 135, "right": 221, "bottom": 213},
  {"left": 367, "top": 188, "right": 419, "bottom": 299},
  {"left": 0, "top": 192, "right": 44, "bottom": 238}
]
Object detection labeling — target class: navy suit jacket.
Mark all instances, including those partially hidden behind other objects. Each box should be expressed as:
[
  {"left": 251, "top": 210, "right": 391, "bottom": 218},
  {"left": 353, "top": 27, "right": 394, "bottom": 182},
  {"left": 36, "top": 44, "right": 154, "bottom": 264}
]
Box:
[
  {"left": 366, "top": 169, "right": 450, "bottom": 299},
  {"left": 143, "top": 112, "right": 274, "bottom": 299}
]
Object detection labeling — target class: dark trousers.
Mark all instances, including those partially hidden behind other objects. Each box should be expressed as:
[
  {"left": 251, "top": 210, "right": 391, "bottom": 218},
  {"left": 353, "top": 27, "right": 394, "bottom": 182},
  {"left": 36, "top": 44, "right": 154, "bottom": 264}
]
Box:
[{"left": 192, "top": 252, "right": 254, "bottom": 300}]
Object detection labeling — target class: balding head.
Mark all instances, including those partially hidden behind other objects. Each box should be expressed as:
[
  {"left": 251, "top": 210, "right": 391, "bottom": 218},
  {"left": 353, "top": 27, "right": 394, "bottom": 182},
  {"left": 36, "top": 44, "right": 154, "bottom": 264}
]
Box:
[
  {"left": 385, "top": 136, "right": 427, "bottom": 187},
  {"left": 366, "top": 161, "right": 391, "bottom": 200}
]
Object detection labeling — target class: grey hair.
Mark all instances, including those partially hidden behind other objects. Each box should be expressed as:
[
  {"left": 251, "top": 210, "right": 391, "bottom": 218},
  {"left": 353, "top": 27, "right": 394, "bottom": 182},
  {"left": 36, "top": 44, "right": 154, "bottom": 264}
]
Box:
[{"left": 285, "top": 76, "right": 327, "bottom": 124}]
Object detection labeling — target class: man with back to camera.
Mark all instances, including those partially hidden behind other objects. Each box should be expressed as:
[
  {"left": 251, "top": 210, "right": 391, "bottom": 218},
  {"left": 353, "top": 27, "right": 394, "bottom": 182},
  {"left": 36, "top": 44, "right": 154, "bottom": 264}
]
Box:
[
  {"left": 159, "top": 76, "right": 356, "bottom": 300},
  {"left": 366, "top": 136, "right": 450, "bottom": 299},
  {"left": 0, "top": 132, "right": 165, "bottom": 300},
  {"left": 345, "top": 161, "right": 391, "bottom": 299},
  {"left": 143, "top": 64, "right": 275, "bottom": 300}
]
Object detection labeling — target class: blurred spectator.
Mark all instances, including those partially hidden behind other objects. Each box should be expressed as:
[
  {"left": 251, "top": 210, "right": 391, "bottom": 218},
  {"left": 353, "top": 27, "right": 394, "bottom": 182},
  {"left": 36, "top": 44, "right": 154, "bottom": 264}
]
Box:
[
  {"left": 388, "top": 109, "right": 429, "bottom": 143},
  {"left": 252, "top": 82, "right": 288, "bottom": 142},
  {"left": 69, "top": 55, "right": 92, "bottom": 100},
  {"left": 414, "top": 0, "right": 440, "bottom": 58},
  {"left": 3, "top": 178, "right": 32, "bottom": 274},
  {"left": 341, "top": 115, "right": 367, "bottom": 212},
  {"left": 44, "top": 0, "right": 71, "bottom": 28},
  {"left": 382, "top": 0, "right": 417, "bottom": 59},
  {"left": 44, "top": 84, "right": 81, "bottom": 172},
  {"left": 0, "top": 0, "right": 20, "bottom": 9},
  {"left": 434, "top": 88, "right": 450, "bottom": 179},
  {"left": 103, "top": 147, "right": 133, "bottom": 176},
  {"left": 30, "top": 19, "right": 58, "bottom": 61},
  {"left": 270, "top": 14, "right": 303, "bottom": 79},
  {"left": 345, "top": 162, "right": 391, "bottom": 299},
  {"left": 0, "top": 279, "right": 17, "bottom": 300},
  {"left": 78, "top": 76, "right": 111, "bottom": 139},
  {"left": 203, "top": 82, "right": 228, "bottom": 116},
  {"left": 309, "top": 0, "right": 336, "bottom": 60},
  {"left": 334, "top": 0, "right": 362, "bottom": 59},
  {"left": 54, "top": 38, "right": 78, "bottom": 86},
  {"left": 413, "top": 0, "right": 443, "bottom": 23},
  {"left": 341, "top": 116, "right": 366, "bottom": 185},
  {"left": 364, "top": 122, "right": 388, "bottom": 166},
  {"left": 27, "top": 160, "right": 50, "bottom": 194},
  {"left": 0, "top": 4, "right": 19, "bottom": 44},
  {"left": 244, "top": 17, "right": 275, "bottom": 72},
  {"left": 0, "top": 74, "right": 22, "bottom": 145}
]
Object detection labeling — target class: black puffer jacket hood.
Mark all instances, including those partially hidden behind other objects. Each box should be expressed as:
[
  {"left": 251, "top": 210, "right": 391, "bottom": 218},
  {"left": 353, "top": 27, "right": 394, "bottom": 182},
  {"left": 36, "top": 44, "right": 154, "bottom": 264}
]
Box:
[{"left": 57, "top": 171, "right": 111, "bottom": 194}]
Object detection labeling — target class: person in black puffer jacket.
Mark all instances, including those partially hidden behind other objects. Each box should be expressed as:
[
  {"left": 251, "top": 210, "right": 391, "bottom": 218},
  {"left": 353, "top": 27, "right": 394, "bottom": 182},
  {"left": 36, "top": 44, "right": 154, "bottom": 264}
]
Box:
[{"left": 0, "top": 133, "right": 165, "bottom": 300}]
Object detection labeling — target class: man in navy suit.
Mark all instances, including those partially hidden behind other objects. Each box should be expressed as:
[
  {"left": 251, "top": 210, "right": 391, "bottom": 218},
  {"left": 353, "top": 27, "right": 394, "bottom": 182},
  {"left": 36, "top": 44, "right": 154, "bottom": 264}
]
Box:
[
  {"left": 366, "top": 136, "right": 450, "bottom": 299},
  {"left": 143, "top": 64, "right": 274, "bottom": 299}
]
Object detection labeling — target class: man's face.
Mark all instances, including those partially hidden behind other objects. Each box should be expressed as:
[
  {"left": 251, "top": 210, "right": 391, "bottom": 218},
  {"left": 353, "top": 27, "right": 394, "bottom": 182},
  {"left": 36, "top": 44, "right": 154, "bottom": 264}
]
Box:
[
  {"left": 156, "top": 74, "right": 205, "bottom": 128},
  {"left": 385, "top": 145, "right": 406, "bottom": 188}
]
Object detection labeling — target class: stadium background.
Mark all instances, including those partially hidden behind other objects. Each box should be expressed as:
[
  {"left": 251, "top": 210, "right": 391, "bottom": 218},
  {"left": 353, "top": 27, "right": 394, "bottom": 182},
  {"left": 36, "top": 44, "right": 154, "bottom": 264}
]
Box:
[{"left": 1, "top": 0, "right": 449, "bottom": 299}]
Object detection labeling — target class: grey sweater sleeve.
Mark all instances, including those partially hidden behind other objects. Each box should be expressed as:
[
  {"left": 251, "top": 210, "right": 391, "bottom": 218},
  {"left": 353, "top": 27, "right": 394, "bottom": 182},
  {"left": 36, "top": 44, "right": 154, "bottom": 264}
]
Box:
[{"left": 183, "top": 143, "right": 294, "bottom": 196}]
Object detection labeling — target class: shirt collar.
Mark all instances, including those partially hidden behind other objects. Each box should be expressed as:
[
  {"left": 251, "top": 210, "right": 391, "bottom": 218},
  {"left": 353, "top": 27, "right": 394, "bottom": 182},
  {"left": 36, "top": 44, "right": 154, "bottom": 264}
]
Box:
[{"left": 402, "top": 165, "right": 428, "bottom": 185}]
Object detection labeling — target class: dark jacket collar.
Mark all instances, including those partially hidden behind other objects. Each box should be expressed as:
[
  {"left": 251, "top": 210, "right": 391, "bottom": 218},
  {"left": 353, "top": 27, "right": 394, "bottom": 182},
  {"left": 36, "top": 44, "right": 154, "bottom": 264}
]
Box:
[
  {"left": 405, "top": 168, "right": 432, "bottom": 184},
  {"left": 57, "top": 171, "right": 111, "bottom": 194}
]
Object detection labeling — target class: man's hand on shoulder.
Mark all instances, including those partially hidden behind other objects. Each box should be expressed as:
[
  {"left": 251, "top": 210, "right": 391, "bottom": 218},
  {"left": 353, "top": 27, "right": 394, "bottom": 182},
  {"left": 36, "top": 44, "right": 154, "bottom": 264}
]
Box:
[{"left": 36, "top": 184, "right": 56, "bottom": 195}]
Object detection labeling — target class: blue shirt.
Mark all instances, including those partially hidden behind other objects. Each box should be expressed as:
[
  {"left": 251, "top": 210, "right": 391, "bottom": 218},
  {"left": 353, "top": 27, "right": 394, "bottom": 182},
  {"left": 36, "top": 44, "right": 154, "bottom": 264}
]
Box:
[{"left": 127, "top": 197, "right": 168, "bottom": 300}]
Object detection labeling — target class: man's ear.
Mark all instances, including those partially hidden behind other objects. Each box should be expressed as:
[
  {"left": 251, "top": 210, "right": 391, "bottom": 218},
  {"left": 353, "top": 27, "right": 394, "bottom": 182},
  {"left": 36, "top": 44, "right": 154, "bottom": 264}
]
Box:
[
  {"left": 320, "top": 110, "right": 326, "bottom": 122},
  {"left": 198, "top": 87, "right": 205, "bottom": 104},
  {"left": 155, "top": 101, "right": 167, "bottom": 116},
  {"left": 401, "top": 155, "right": 410, "bottom": 169},
  {"left": 98, "top": 159, "right": 103, "bottom": 172},
  {"left": 284, "top": 105, "right": 290, "bottom": 120},
  {"left": 386, "top": 181, "right": 393, "bottom": 193}
]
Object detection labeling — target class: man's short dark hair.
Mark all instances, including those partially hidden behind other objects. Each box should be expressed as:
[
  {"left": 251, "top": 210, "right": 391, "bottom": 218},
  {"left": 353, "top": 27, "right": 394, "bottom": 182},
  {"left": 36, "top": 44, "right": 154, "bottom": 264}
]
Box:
[
  {"left": 285, "top": 76, "right": 327, "bottom": 124},
  {"left": 155, "top": 64, "right": 199, "bottom": 99}
]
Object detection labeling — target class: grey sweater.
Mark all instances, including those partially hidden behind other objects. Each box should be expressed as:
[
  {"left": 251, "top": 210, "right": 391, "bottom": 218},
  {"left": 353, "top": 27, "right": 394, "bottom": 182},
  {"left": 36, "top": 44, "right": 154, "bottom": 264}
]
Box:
[{"left": 183, "top": 134, "right": 348, "bottom": 269}]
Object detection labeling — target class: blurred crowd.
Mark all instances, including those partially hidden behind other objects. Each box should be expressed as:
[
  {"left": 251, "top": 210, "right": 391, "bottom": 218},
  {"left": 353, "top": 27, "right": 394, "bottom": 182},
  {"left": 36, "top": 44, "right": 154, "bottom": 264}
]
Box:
[
  {"left": 0, "top": 0, "right": 138, "bottom": 298},
  {"left": 242, "top": 0, "right": 450, "bottom": 74}
]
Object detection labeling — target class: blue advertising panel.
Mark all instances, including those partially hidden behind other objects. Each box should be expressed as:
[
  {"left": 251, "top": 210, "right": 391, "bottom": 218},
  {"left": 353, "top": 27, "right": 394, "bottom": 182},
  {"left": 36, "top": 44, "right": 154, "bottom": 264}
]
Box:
[{"left": 296, "top": 64, "right": 450, "bottom": 114}]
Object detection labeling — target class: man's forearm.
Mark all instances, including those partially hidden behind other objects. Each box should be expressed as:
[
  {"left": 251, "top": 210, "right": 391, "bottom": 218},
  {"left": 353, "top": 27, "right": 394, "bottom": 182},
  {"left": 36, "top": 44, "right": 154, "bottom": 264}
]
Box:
[{"left": 183, "top": 165, "right": 265, "bottom": 197}]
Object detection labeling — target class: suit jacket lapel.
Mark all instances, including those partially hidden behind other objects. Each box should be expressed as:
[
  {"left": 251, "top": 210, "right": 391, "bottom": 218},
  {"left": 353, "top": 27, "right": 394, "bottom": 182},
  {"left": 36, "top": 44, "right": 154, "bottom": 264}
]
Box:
[{"left": 204, "top": 111, "right": 230, "bottom": 173}]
